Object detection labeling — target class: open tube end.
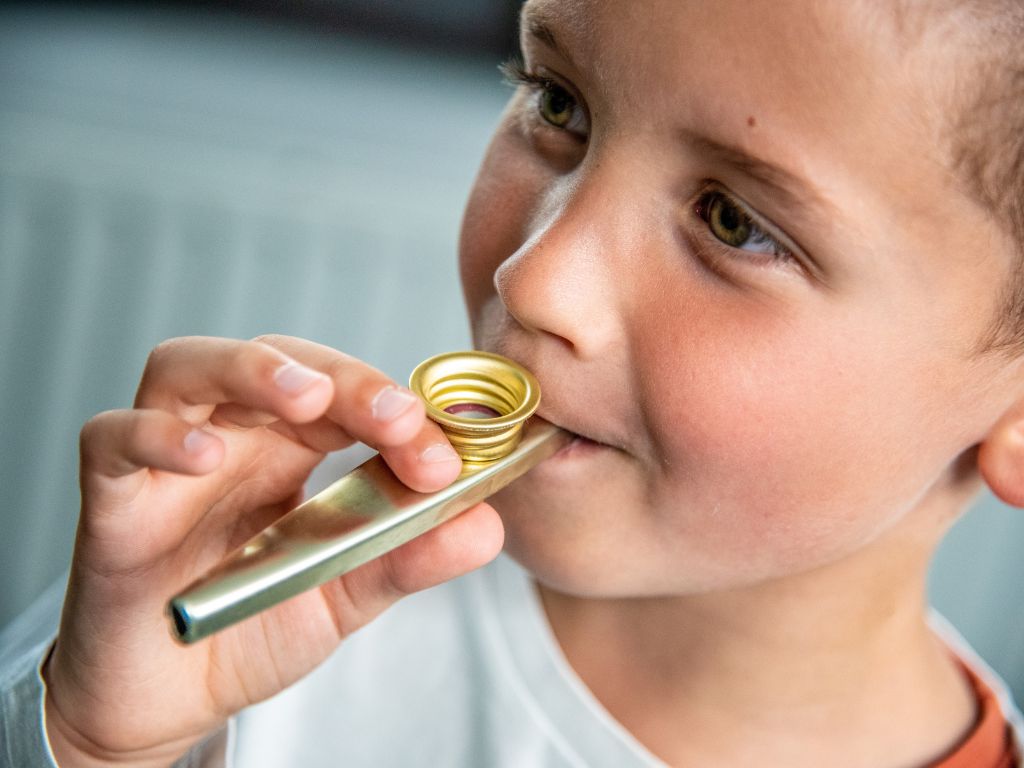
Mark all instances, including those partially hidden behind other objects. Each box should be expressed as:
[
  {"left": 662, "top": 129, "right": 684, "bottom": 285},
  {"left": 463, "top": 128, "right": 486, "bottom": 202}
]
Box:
[{"left": 169, "top": 602, "right": 194, "bottom": 644}]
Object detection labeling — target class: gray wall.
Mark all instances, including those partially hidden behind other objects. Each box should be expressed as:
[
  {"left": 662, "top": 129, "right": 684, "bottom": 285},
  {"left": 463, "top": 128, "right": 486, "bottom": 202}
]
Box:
[{"left": 1, "top": 5, "right": 1022, "bottom": 705}]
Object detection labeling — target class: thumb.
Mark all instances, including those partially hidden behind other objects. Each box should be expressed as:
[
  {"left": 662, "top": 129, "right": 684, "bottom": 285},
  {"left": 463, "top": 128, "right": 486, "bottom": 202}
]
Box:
[{"left": 320, "top": 502, "right": 505, "bottom": 637}]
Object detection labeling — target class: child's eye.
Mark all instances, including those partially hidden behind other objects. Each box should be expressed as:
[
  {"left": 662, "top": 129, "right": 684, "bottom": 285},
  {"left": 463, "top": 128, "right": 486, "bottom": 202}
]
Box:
[
  {"left": 500, "top": 59, "right": 589, "bottom": 138},
  {"left": 695, "top": 191, "right": 793, "bottom": 261},
  {"left": 538, "top": 83, "right": 580, "bottom": 130}
]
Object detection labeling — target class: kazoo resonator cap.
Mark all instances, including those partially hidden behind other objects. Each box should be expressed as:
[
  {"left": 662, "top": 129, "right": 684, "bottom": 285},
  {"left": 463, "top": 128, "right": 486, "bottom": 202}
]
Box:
[{"left": 409, "top": 350, "right": 541, "bottom": 464}]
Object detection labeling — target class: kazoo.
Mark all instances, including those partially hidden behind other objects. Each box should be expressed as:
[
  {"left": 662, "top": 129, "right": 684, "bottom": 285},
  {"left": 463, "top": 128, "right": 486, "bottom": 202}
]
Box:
[{"left": 168, "top": 351, "right": 569, "bottom": 644}]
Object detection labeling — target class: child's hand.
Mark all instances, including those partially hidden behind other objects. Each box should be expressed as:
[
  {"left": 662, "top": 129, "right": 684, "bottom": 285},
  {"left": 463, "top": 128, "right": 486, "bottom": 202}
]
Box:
[{"left": 42, "top": 336, "right": 504, "bottom": 768}]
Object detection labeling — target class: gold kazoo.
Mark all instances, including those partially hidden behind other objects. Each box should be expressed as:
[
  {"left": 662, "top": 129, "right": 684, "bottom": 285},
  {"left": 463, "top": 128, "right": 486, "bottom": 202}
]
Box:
[{"left": 168, "top": 351, "right": 569, "bottom": 644}]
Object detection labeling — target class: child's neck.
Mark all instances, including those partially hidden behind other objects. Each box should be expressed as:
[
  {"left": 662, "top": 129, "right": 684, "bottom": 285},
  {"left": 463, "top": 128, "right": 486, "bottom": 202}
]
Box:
[{"left": 537, "top": 504, "right": 977, "bottom": 768}]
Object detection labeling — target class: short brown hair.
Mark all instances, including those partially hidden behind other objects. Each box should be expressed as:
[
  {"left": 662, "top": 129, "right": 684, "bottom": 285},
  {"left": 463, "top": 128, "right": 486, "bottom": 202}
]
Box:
[{"left": 945, "top": 3, "right": 1024, "bottom": 351}]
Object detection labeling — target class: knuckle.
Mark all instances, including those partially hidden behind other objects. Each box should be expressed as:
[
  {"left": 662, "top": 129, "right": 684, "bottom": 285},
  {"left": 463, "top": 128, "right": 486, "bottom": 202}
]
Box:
[
  {"left": 326, "top": 356, "right": 379, "bottom": 393},
  {"left": 250, "top": 333, "right": 292, "bottom": 351},
  {"left": 139, "top": 336, "right": 204, "bottom": 394},
  {"left": 79, "top": 411, "right": 113, "bottom": 449},
  {"left": 323, "top": 356, "right": 354, "bottom": 385},
  {"left": 79, "top": 410, "right": 142, "bottom": 470},
  {"left": 144, "top": 336, "right": 191, "bottom": 373},
  {"left": 238, "top": 339, "right": 287, "bottom": 384},
  {"left": 137, "top": 336, "right": 214, "bottom": 406},
  {"left": 380, "top": 550, "right": 415, "bottom": 599},
  {"left": 123, "top": 412, "right": 156, "bottom": 453},
  {"left": 228, "top": 340, "right": 260, "bottom": 374}
]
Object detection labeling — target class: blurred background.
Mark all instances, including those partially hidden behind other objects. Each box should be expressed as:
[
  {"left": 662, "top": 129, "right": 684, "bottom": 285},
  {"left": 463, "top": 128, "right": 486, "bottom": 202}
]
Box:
[{"left": 1, "top": 0, "right": 1022, "bottom": 706}]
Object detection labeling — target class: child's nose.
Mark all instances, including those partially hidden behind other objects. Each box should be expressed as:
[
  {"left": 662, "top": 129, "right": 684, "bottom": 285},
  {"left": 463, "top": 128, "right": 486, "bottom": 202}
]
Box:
[{"left": 493, "top": 174, "right": 632, "bottom": 360}]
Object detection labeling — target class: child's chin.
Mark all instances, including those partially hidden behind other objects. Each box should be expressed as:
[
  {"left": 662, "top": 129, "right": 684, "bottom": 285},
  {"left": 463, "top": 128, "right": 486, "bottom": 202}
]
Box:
[
  {"left": 501, "top": 540, "right": 632, "bottom": 598},
  {"left": 501, "top": 539, "right": 711, "bottom": 599},
  {"left": 492, "top": 489, "right": 807, "bottom": 599},
  {"left": 489, "top": 490, "right": 629, "bottom": 595},
  {"left": 491, "top": 496, "right": 683, "bottom": 598}
]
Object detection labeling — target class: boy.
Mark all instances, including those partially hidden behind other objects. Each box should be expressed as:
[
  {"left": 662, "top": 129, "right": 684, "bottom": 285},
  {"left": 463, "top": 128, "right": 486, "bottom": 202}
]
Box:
[{"left": 3, "top": 0, "right": 1023, "bottom": 765}]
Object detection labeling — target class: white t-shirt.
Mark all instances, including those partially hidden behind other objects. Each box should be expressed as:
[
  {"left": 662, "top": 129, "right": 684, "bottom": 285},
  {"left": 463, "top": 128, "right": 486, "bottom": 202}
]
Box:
[
  {"left": 233, "top": 554, "right": 658, "bottom": 767},
  {"left": 2, "top": 555, "right": 1022, "bottom": 767}
]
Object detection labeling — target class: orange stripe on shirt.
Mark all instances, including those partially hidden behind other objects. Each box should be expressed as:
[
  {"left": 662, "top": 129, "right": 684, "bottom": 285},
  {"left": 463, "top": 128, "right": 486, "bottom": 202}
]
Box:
[{"left": 928, "top": 662, "right": 1018, "bottom": 768}]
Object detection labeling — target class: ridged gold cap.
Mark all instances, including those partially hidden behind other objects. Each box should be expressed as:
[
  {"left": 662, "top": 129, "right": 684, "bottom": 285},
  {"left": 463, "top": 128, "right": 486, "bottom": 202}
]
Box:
[{"left": 409, "top": 351, "right": 541, "bottom": 464}]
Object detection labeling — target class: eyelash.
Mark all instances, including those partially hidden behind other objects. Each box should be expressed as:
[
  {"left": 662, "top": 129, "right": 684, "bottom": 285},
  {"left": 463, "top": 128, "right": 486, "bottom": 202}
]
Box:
[
  {"left": 499, "top": 58, "right": 588, "bottom": 137},
  {"left": 500, "top": 57, "right": 550, "bottom": 91}
]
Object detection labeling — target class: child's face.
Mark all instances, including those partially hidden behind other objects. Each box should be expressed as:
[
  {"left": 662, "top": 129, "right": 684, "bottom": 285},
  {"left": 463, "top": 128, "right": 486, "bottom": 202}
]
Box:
[{"left": 458, "top": 0, "right": 1017, "bottom": 595}]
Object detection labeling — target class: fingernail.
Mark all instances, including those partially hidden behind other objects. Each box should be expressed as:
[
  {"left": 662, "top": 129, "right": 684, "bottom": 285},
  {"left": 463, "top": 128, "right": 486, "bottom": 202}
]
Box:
[
  {"left": 274, "top": 361, "right": 324, "bottom": 395},
  {"left": 420, "top": 442, "right": 460, "bottom": 464},
  {"left": 184, "top": 429, "right": 216, "bottom": 455},
  {"left": 372, "top": 386, "right": 419, "bottom": 422}
]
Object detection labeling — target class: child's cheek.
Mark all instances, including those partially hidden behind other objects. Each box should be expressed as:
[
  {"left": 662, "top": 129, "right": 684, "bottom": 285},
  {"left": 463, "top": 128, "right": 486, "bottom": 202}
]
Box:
[{"left": 637, "top": 297, "right": 952, "bottom": 577}]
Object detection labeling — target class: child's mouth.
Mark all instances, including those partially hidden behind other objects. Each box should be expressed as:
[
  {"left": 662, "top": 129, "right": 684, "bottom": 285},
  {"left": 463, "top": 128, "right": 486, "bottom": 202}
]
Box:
[
  {"left": 555, "top": 432, "right": 606, "bottom": 458},
  {"left": 535, "top": 412, "right": 616, "bottom": 459}
]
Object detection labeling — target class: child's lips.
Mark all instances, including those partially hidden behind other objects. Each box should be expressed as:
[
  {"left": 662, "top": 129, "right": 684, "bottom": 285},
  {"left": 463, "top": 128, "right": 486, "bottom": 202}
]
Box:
[
  {"left": 555, "top": 432, "right": 607, "bottom": 458},
  {"left": 479, "top": 346, "right": 625, "bottom": 453},
  {"left": 535, "top": 411, "right": 620, "bottom": 457}
]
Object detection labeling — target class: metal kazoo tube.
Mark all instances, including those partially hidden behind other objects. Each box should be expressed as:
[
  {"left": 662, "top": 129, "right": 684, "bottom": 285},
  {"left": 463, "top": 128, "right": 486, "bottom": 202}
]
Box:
[{"left": 168, "top": 352, "right": 568, "bottom": 644}]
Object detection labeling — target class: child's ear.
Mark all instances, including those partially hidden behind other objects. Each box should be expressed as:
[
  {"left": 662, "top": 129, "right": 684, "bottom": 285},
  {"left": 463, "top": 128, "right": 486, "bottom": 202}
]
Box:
[{"left": 978, "top": 403, "right": 1024, "bottom": 508}]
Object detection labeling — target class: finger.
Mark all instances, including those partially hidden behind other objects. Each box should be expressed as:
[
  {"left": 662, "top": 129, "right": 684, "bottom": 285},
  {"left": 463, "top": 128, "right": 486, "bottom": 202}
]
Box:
[
  {"left": 80, "top": 409, "right": 224, "bottom": 481},
  {"left": 257, "top": 336, "right": 463, "bottom": 489},
  {"left": 136, "top": 337, "right": 334, "bottom": 426},
  {"left": 378, "top": 419, "right": 463, "bottom": 492},
  {"left": 271, "top": 417, "right": 355, "bottom": 454},
  {"left": 277, "top": 416, "right": 463, "bottom": 492},
  {"left": 210, "top": 403, "right": 282, "bottom": 429},
  {"left": 381, "top": 502, "right": 505, "bottom": 593},
  {"left": 272, "top": 411, "right": 462, "bottom": 491},
  {"left": 252, "top": 335, "right": 428, "bottom": 448},
  {"left": 321, "top": 502, "right": 504, "bottom": 636}
]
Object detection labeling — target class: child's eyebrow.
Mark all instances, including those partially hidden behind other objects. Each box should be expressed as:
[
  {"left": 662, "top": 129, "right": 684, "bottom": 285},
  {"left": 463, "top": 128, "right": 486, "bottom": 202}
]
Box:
[
  {"left": 684, "top": 131, "right": 835, "bottom": 221},
  {"left": 522, "top": 11, "right": 572, "bottom": 64},
  {"left": 526, "top": 17, "right": 560, "bottom": 52}
]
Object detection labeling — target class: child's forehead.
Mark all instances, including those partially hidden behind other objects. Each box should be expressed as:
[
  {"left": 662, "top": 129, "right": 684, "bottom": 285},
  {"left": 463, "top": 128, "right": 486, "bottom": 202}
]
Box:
[
  {"left": 521, "top": 1, "right": 904, "bottom": 119},
  {"left": 522, "top": 0, "right": 913, "bottom": 82}
]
